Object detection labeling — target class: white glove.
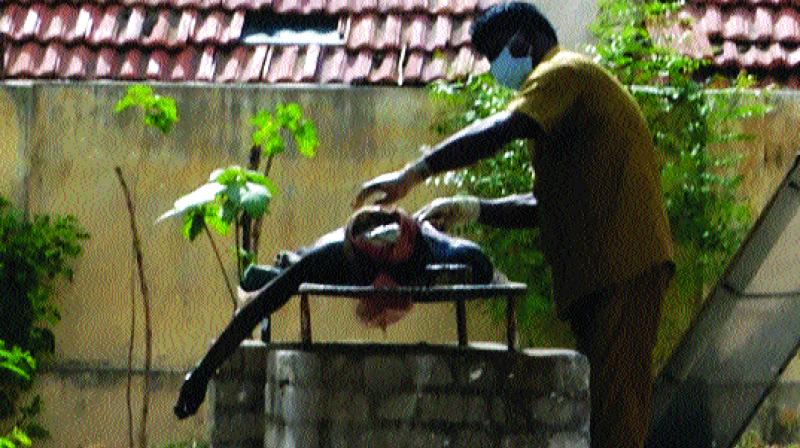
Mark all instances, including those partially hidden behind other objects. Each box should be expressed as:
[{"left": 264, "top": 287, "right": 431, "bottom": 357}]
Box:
[{"left": 413, "top": 196, "right": 481, "bottom": 231}]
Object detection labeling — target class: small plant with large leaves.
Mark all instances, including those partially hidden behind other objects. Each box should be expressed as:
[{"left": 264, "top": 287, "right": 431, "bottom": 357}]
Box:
[{"left": 158, "top": 103, "right": 318, "bottom": 315}]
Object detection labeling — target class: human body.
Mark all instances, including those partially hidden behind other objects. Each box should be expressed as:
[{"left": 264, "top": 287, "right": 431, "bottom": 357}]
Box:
[{"left": 173, "top": 207, "right": 495, "bottom": 419}]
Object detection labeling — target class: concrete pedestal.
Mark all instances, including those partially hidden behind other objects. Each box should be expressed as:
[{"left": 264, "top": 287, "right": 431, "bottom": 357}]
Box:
[{"left": 209, "top": 341, "right": 589, "bottom": 448}]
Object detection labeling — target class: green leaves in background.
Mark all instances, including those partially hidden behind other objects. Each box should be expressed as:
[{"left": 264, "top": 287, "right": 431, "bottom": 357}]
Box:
[
  {"left": 114, "top": 85, "right": 178, "bottom": 134},
  {"left": 250, "top": 103, "right": 318, "bottom": 158},
  {"left": 0, "top": 342, "right": 44, "bottom": 447}
]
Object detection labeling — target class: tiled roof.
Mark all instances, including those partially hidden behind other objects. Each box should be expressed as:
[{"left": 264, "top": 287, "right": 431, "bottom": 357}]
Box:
[
  {"left": 0, "top": 0, "right": 498, "bottom": 84},
  {"left": 673, "top": 0, "right": 800, "bottom": 86}
]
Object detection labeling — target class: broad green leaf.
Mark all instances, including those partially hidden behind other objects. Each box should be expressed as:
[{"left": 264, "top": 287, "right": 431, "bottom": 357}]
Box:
[
  {"left": 218, "top": 200, "right": 238, "bottom": 225},
  {"left": 214, "top": 166, "right": 243, "bottom": 185},
  {"left": 0, "top": 362, "right": 31, "bottom": 381},
  {"left": 264, "top": 135, "right": 285, "bottom": 156},
  {"left": 156, "top": 183, "right": 225, "bottom": 223},
  {"left": 10, "top": 428, "right": 31, "bottom": 447},
  {"left": 249, "top": 110, "right": 271, "bottom": 129},
  {"left": 114, "top": 85, "right": 153, "bottom": 113},
  {"left": 244, "top": 173, "right": 279, "bottom": 196},
  {"left": 182, "top": 211, "right": 205, "bottom": 242},
  {"left": 114, "top": 85, "right": 178, "bottom": 134},
  {"left": 24, "top": 423, "right": 50, "bottom": 440},
  {"left": 223, "top": 184, "right": 242, "bottom": 208},
  {"left": 240, "top": 183, "right": 271, "bottom": 219},
  {"left": 294, "top": 120, "right": 318, "bottom": 158},
  {"left": 276, "top": 103, "right": 302, "bottom": 131},
  {"left": 251, "top": 116, "right": 278, "bottom": 148},
  {"left": 204, "top": 205, "right": 230, "bottom": 235}
]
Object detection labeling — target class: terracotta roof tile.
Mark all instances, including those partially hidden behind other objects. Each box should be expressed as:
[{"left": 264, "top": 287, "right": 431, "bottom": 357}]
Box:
[
  {"left": 170, "top": 47, "right": 197, "bottom": 80},
  {"left": 145, "top": 48, "right": 170, "bottom": 79},
  {"left": 670, "top": 1, "right": 800, "bottom": 87},
  {"left": 403, "top": 14, "right": 429, "bottom": 49},
  {"left": 88, "top": 5, "right": 122, "bottom": 45},
  {"left": 64, "top": 45, "right": 93, "bottom": 78},
  {"left": 368, "top": 50, "right": 398, "bottom": 83},
  {"left": 1, "top": 0, "right": 494, "bottom": 85},
  {"left": 95, "top": 47, "right": 119, "bottom": 78},
  {"left": 119, "top": 48, "right": 144, "bottom": 79},
  {"left": 39, "top": 5, "right": 77, "bottom": 42}
]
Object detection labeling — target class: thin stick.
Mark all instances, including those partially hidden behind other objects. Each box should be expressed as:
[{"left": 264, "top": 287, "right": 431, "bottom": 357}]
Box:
[
  {"left": 126, "top": 243, "right": 136, "bottom": 448},
  {"left": 204, "top": 224, "right": 238, "bottom": 316},
  {"left": 114, "top": 166, "right": 152, "bottom": 448},
  {"left": 251, "top": 154, "right": 275, "bottom": 262},
  {"left": 235, "top": 218, "right": 242, "bottom": 283},
  {"left": 242, "top": 145, "right": 261, "bottom": 254}
]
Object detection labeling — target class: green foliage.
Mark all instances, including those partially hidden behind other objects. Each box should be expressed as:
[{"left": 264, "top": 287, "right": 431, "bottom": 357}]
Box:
[
  {"left": 158, "top": 102, "right": 319, "bottom": 295},
  {"left": 250, "top": 103, "right": 318, "bottom": 158},
  {"left": 0, "top": 197, "right": 85, "bottom": 444},
  {"left": 0, "top": 426, "right": 32, "bottom": 448},
  {"left": 0, "top": 197, "right": 88, "bottom": 351},
  {"left": 0, "top": 342, "right": 35, "bottom": 420},
  {"left": 427, "top": 0, "right": 769, "bottom": 349},
  {"left": 114, "top": 85, "right": 179, "bottom": 134},
  {"left": 0, "top": 342, "right": 49, "bottom": 447}
]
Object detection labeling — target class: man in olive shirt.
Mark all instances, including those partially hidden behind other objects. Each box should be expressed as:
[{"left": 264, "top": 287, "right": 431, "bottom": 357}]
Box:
[{"left": 352, "top": 3, "right": 675, "bottom": 447}]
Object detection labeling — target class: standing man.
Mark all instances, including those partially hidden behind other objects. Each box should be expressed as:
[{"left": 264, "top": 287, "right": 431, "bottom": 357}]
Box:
[{"left": 351, "top": 2, "right": 676, "bottom": 447}]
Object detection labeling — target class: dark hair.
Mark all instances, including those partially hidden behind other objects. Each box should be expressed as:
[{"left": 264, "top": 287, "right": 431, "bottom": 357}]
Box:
[{"left": 470, "top": 2, "right": 557, "bottom": 59}]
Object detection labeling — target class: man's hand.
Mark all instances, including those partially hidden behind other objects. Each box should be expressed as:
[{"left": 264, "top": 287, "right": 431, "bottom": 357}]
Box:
[
  {"left": 174, "top": 369, "right": 210, "bottom": 419},
  {"left": 352, "top": 159, "right": 429, "bottom": 209},
  {"left": 414, "top": 196, "right": 481, "bottom": 231}
]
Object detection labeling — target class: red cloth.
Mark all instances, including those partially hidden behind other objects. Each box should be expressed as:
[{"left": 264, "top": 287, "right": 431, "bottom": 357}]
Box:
[{"left": 345, "top": 207, "right": 418, "bottom": 330}]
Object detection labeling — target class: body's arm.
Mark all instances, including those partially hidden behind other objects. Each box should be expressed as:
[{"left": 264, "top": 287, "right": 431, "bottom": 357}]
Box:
[{"left": 478, "top": 193, "right": 539, "bottom": 229}]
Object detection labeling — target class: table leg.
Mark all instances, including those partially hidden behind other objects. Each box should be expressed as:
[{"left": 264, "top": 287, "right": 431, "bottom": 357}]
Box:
[
  {"left": 456, "top": 301, "right": 468, "bottom": 347},
  {"left": 506, "top": 295, "right": 517, "bottom": 351},
  {"left": 260, "top": 317, "right": 271, "bottom": 344},
  {"left": 300, "top": 293, "right": 312, "bottom": 344}
]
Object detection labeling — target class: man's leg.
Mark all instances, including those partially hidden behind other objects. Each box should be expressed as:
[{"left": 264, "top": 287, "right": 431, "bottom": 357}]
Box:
[{"left": 570, "top": 263, "right": 673, "bottom": 448}]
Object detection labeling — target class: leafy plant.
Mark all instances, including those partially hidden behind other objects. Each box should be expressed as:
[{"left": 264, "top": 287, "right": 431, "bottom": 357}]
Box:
[
  {"left": 114, "top": 85, "right": 178, "bottom": 134},
  {"left": 0, "top": 196, "right": 86, "bottom": 446},
  {"left": 426, "top": 0, "right": 769, "bottom": 352},
  {"left": 157, "top": 103, "right": 318, "bottom": 315}
]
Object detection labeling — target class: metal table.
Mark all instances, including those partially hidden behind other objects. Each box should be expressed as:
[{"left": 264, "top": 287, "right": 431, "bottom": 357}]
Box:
[{"left": 295, "top": 282, "right": 528, "bottom": 351}]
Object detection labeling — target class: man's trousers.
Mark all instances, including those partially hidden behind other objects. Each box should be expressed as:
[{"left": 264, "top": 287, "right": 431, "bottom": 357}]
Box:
[{"left": 567, "top": 262, "right": 675, "bottom": 448}]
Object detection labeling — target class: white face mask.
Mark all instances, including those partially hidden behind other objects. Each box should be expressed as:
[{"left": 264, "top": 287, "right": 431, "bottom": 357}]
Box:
[{"left": 490, "top": 46, "right": 533, "bottom": 90}]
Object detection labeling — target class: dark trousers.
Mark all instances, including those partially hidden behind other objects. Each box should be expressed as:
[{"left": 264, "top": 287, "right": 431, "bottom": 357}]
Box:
[{"left": 567, "top": 262, "right": 674, "bottom": 448}]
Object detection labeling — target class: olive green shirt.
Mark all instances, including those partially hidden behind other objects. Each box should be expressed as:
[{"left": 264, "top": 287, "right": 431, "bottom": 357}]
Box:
[{"left": 507, "top": 46, "right": 675, "bottom": 319}]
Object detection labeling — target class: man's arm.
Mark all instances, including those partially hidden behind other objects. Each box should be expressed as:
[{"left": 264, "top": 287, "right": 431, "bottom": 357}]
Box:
[
  {"left": 478, "top": 193, "right": 539, "bottom": 229},
  {"left": 418, "top": 110, "right": 542, "bottom": 176},
  {"left": 352, "top": 110, "right": 541, "bottom": 208}
]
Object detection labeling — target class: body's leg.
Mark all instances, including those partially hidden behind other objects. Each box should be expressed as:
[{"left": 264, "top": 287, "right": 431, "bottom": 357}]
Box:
[{"left": 569, "top": 263, "right": 673, "bottom": 448}]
